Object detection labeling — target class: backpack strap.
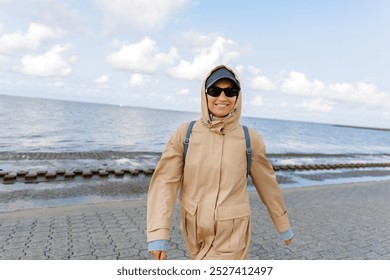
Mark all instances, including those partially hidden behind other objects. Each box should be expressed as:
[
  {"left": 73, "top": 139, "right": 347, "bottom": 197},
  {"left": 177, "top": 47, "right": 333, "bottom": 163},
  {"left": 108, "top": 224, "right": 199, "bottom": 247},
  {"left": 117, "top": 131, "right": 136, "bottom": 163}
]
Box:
[
  {"left": 243, "top": 125, "right": 252, "bottom": 177},
  {"left": 183, "top": 120, "right": 196, "bottom": 162}
]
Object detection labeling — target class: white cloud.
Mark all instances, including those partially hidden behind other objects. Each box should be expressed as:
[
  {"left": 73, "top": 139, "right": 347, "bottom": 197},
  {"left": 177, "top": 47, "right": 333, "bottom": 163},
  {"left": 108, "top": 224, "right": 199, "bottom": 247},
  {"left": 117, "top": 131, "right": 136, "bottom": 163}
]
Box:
[
  {"left": 249, "top": 76, "right": 276, "bottom": 91},
  {"left": 95, "top": 74, "right": 109, "bottom": 84},
  {"left": 246, "top": 66, "right": 276, "bottom": 91},
  {"left": 17, "top": 45, "right": 73, "bottom": 77},
  {"left": 107, "top": 37, "right": 178, "bottom": 74},
  {"left": 235, "top": 64, "right": 245, "bottom": 76},
  {"left": 281, "top": 71, "right": 325, "bottom": 96},
  {"left": 129, "top": 73, "right": 149, "bottom": 87},
  {"left": 177, "top": 88, "right": 189, "bottom": 95},
  {"left": 301, "top": 98, "right": 333, "bottom": 112},
  {"left": 94, "top": 0, "right": 189, "bottom": 32},
  {"left": 248, "top": 95, "right": 264, "bottom": 107},
  {"left": 53, "top": 81, "right": 65, "bottom": 87},
  {"left": 31, "top": 1, "right": 85, "bottom": 33},
  {"left": 0, "top": 22, "right": 62, "bottom": 54},
  {"left": 174, "top": 30, "right": 218, "bottom": 49},
  {"left": 167, "top": 36, "right": 240, "bottom": 80},
  {"left": 0, "top": 54, "right": 8, "bottom": 65},
  {"left": 281, "top": 98, "right": 333, "bottom": 113},
  {"left": 0, "top": 1, "right": 85, "bottom": 33},
  {"left": 280, "top": 71, "right": 390, "bottom": 110},
  {"left": 247, "top": 65, "right": 262, "bottom": 76},
  {"left": 381, "top": 111, "right": 390, "bottom": 119},
  {"left": 328, "top": 82, "right": 388, "bottom": 109}
]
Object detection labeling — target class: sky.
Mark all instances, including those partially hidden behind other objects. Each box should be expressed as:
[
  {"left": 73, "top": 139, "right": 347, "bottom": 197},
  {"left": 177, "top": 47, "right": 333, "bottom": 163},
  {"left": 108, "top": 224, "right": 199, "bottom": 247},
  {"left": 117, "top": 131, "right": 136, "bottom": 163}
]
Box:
[{"left": 1, "top": 0, "right": 390, "bottom": 129}]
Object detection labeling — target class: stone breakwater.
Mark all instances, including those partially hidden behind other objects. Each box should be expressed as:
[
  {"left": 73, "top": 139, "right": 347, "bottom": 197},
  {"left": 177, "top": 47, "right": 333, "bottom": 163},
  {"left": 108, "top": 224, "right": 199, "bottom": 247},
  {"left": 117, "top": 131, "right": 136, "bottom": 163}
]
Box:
[
  {"left": 1, "top": 151, "right": 390, "bottom": 185},
  {"left": 1, "top": 168, "right": 154, "bottom": 184},
  {"left": 0, "top": 151, "right": 159, "bottom": 185},
  {"left": 2, "top": 163, "right": 390, "bottom": 185}
]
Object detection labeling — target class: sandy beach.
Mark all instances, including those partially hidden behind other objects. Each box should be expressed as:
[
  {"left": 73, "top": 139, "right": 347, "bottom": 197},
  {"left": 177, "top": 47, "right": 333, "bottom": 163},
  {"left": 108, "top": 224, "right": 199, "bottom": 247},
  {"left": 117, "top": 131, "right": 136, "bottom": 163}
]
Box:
[{"left": 1, "top": 178, "right": 390, "bottom": 260}]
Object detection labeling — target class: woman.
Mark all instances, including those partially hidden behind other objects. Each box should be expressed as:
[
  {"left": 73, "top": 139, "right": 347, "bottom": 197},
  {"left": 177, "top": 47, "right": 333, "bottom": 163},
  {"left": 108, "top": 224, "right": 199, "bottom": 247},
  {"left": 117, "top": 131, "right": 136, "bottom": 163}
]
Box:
[{"left": 147, "top": 65, "right": 293, "bottom": 260}]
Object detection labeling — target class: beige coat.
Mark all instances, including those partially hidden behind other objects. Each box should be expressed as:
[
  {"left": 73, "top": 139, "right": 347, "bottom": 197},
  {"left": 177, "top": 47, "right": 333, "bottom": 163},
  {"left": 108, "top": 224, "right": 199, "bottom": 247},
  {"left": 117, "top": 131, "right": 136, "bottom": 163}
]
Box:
[{"left": 147, "top": 65, "right": 291, "bottom": 260}]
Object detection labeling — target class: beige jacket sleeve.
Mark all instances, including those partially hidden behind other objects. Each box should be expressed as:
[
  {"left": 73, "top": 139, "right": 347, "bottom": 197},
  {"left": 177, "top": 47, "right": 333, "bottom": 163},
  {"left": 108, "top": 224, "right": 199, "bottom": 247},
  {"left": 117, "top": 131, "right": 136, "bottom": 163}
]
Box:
[
  {"left": 146, "top": 123, "right": 187, "bottom": 242},
  {"left": 249, "top": 128, "right": 291, "bottom": 233}
]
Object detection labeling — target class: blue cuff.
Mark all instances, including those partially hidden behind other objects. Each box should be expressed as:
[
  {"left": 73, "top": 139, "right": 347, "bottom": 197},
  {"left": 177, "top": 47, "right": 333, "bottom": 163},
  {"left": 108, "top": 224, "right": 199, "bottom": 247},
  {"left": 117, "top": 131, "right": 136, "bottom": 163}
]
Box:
[
  {"left": 148, "top": 239, "right": 168, "bottom": 252},
  {"left": 280, "top": 228, "right": 294, "bottom": 241}
]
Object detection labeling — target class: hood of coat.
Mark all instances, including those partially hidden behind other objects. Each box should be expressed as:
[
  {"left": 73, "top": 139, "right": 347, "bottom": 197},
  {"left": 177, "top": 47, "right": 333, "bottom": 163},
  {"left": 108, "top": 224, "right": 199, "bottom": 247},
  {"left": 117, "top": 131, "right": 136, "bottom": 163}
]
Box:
[{"left": 201, "top": 65, "right": 242, "bottom": 132}]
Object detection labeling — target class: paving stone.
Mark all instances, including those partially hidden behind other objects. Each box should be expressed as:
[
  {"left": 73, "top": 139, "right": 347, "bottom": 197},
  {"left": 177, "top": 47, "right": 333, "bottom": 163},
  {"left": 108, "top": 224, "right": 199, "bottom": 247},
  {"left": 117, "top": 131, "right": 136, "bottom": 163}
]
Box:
[
  {"left": 49, "top": 236, "right": 70, "bottom": 244},
  {"left": 92, "top": 247, "right": 116, "bottom": 257},
  {"left": 69, "top": 229, "right": 89, "bottom": 238},
  {"left": 69, "top": 254, "right": 97, "bottom": 260},
  {"left": 115, "top": 241, "right": 136, "bottom": 250},
  {"left": 0, "top": 250, "right": 25, "bottom": 260},
  {"left": 2, "top": 242, "right": 28, "bottom": 250},
  {"left": 1, "top": 180, "right": 390, "bottom": 260},
  {"left": 0, "top": 228, "right": 15, "bottom": 235},
  {"left": 96, "top": 254, "right": 119, "bottom": 260},
  {"left": 50, "top": 232, "right": 69, "bottom": 239},
  {"left": 21, "top": 249, "right": 48, "bottom": 260},
  {"left": 70, "top": 247, "right": 94, "bottom": 257},
  {"left": 117, "top": 248, "right": 142, "bottom": 259},
  {"left": 21, "top": 254, "right": 49, "bottom": 260},
  {"left": 10, "top": 232, "right": 31, "bottom": 238},
  {"left": 5, "top": 236, "right": 28, "bottom": 243},
  {"left": 28, "top": 242, "right": 51, "bottom": 250}
]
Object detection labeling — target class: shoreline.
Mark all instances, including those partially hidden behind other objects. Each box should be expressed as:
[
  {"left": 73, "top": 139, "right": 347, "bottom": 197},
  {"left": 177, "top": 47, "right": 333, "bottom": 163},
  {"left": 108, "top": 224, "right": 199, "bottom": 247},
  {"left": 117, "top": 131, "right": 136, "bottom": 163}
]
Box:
[
  {"left": 2, "top": 178, "right": 390, "bottom": 217},
  {"left": 1, "top": 173, "right": 390, "bottom": 214}
]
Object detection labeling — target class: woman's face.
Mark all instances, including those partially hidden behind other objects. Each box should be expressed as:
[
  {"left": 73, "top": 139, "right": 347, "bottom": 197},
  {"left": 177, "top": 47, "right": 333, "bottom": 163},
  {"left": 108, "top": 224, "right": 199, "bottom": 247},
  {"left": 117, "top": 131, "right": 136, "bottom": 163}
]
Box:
[{"left": 207, "top": 79, "right": 238, "bottom": 118}]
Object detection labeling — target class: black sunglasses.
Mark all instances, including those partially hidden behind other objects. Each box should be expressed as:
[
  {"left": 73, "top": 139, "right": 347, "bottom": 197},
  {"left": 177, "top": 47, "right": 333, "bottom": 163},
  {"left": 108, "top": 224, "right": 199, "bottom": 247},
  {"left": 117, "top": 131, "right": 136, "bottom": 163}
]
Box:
[{"left": 207, "top": 87, "right": 239, "bottom": 98}]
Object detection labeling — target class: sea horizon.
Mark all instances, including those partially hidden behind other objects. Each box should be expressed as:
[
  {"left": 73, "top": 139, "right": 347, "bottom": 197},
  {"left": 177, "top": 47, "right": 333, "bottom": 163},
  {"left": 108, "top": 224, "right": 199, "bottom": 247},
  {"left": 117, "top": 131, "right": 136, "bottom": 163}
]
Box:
[{"left": 2, "top": 93, "right": 389, "bottom": 132}]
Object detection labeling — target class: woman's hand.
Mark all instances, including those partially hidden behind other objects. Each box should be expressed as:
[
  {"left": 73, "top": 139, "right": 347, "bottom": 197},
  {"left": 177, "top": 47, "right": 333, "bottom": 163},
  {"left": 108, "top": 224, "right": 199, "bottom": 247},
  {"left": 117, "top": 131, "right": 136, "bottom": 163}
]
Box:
[
  {"left": 284, "top": 238, "right": 293, "bottom": 246},
  {"left": 150, "top": 250, "right": 167, "bottom": 260}
]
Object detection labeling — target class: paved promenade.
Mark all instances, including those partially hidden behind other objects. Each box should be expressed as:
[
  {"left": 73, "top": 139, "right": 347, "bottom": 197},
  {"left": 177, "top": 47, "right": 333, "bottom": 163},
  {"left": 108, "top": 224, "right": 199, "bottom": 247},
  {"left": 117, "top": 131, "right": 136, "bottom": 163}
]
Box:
[{"left": 1, "top": 180, "right": 390, "bottom": 260}]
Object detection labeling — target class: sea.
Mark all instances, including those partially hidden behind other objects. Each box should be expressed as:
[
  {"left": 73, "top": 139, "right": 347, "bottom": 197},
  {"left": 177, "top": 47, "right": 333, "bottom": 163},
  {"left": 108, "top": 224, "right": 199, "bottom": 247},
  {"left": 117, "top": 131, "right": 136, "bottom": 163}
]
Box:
[
  {"left": 1, "top": 94, "right": 390, "bottom": 212},
  {"left": 1, "top": 94, "right": 390, "bottom": 156}
]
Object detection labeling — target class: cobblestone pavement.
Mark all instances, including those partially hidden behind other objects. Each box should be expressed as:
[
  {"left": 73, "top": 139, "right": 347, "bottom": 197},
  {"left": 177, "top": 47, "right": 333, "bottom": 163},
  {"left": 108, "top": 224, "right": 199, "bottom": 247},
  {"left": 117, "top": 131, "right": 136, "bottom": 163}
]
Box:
[{"left": 1, "top": 180, "right": 390, "bottom": 260}]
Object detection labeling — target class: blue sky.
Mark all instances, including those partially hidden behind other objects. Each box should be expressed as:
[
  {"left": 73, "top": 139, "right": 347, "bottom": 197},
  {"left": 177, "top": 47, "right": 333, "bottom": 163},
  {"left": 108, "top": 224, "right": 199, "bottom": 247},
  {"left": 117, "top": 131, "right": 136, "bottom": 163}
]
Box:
[{"left": 1, "top": 0, "right": 389, "bottom": 128}]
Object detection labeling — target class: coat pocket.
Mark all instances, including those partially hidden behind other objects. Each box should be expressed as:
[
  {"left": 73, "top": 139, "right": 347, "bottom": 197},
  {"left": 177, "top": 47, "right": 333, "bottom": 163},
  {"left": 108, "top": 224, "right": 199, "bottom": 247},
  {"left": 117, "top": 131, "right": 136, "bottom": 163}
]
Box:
[
  {"left": 214, "top": 204, "right": 251, "bottom": 253},
  {"left": 180, "top": 196, "right": 199, "bottom": 255}
]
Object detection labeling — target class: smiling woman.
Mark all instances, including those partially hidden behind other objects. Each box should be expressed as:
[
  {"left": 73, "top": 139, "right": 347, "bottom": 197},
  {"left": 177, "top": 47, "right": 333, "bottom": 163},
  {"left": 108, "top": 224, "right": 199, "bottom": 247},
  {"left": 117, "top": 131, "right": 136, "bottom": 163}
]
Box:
[{"left": 147, "top": 65, "right": 293, "bottom": 260}]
